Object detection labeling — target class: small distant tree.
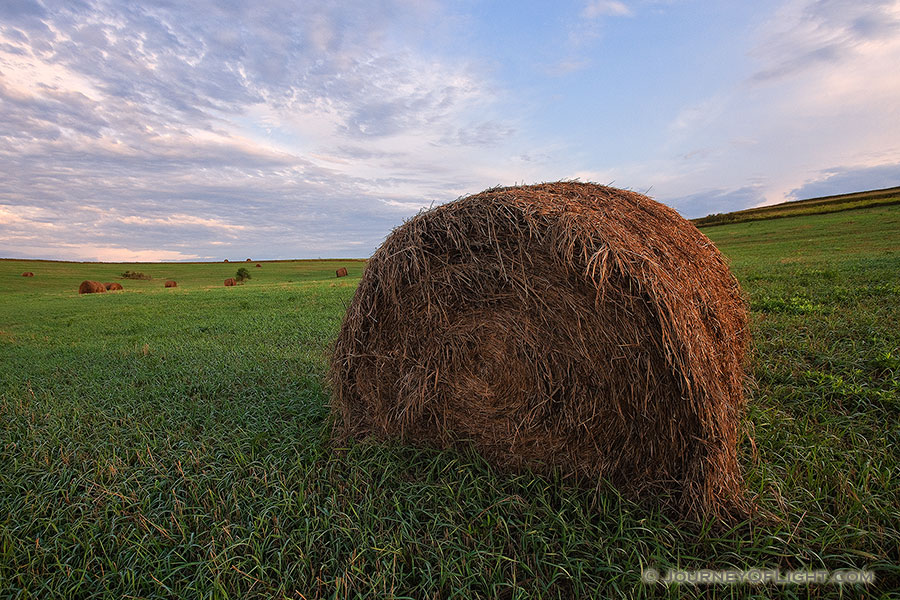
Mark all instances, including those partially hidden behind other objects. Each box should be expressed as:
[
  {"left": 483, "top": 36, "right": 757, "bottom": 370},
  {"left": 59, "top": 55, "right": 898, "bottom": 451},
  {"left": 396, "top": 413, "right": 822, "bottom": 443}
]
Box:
[{"left": 235, "top": 267, "right": 252, "bottom": 283}]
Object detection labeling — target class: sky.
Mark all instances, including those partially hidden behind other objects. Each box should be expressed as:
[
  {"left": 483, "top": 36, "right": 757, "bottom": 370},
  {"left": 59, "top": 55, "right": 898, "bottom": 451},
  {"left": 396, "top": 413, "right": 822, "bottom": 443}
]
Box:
[{"left": 1, "top": 0, "right": 899, "bottom": 261}]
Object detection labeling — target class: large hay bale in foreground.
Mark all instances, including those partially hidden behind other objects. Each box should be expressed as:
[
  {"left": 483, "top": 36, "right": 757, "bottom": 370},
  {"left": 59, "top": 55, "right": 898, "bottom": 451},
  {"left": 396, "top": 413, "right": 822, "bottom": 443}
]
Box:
[
  {"left": 330, "top": 182, "right": 750, "bottom": 519},
  {"left": 336, "top": 267, "right": 348, "bottom": 278},
  {"left": 164, "top": 280, "right": 177, "bottom": 288},
  {"left": 104, "top": 282, "right": 124, "bottom": 291},
  {"left": 22, "top": 272, "right": 34, "bottom": 277},
  {"left": 78, "top": 280, "right": 106, "bottom": 294},
  {"left": 224, "top": 278, "right": 236, "bottom": 286}
]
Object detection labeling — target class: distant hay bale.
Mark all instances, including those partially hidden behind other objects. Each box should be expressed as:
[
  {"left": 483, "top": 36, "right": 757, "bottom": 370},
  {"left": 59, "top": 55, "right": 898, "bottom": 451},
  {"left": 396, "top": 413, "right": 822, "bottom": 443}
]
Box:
[
  {"left": 330, "top": 182, "right": 750, "bottom": 519},
  {"left": 256, "top": 263, "right": 262, "bottom": 268},
  {"left": 104, "top": 282, "right": 124, "bottom": 291},
  {"left": 22, "top": 272, "right": 34, "bottom": 277},
  {"left": 224, "top": 278, "right": 236, "bottom": 286},
  {"left": 336, "top": 267, "right": 348, "bottom": 278},
  {"left": 246, "top": 258, "right": 252, "bottom": 262},
  {"left": 165, "top": 280, "right": 177, "bottom": 288},
  {"left": 78, "top": 280, "right": 107, "bottom": 294},
  {"left": 224, "top": 259, "right": 229, "bottom": 263}
]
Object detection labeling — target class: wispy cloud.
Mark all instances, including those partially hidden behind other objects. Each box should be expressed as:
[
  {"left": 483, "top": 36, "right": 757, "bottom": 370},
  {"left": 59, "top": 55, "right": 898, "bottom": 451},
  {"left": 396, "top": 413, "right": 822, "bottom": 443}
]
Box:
[
  {"left": 749, "top": 0, "right": 900, "bottom": 83},
  {"left": 582, "top": 1, "right": 633, "bottom": 18},
  {"left": 0, "top": 0, "right": 530, "bottom": 260},
  {"left": 652, "top": 0, "right": 900, "bottom": 209}
]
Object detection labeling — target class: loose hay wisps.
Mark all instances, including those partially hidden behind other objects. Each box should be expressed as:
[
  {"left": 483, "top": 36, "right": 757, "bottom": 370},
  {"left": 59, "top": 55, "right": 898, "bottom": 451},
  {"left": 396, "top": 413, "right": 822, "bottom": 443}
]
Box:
[
  {"left": 78, "top": 280, "right": 106, "bottom": 294},
  {"left": 330, "top": 182, "right": 750, "bottom": 519}
]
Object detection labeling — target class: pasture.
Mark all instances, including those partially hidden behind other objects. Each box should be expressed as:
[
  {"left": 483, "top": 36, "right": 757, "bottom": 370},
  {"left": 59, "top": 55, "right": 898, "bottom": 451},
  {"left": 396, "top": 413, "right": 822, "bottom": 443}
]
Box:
[{"left": 1, "top": 205, "right": 899, "bottom": 598}]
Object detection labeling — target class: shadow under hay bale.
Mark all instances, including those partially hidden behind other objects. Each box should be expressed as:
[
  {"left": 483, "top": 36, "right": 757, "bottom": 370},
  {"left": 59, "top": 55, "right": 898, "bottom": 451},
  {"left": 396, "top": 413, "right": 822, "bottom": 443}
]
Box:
[
  {"left": 330, "top": 181, "right": 750, "bottom": 520},
  {"left": 164, "top": 280, "right": 177, "bottom": 288},
  {"left": 336, "top": 267, "right": 348, "bottom": 278},
  {"left": 22, "top": 272, "right": 34, "bottom": 277},
  {"left": 78, "top": 280, "right": 106, "bottom": 294},
  {"left": 104, "top": 282, "right": 124, "bottom": 291},
  {"left": 224, "top": 278, "right": 236, "bottom": 286}
]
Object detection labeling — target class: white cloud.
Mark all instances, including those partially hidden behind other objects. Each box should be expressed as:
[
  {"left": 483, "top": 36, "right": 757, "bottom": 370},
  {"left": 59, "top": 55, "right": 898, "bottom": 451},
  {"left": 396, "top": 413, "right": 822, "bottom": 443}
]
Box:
[
  {"left": 62, "top": 245, "right": 205, "bottom": 262},
  {"left": 116, "top": 214, "right": 247, "bottom": 231},
  {"left": 582, "top": 1, "right": 633, "bottom": 18},
  {"left": 379, "top": 199, "right": 432, "bottom": 211}
]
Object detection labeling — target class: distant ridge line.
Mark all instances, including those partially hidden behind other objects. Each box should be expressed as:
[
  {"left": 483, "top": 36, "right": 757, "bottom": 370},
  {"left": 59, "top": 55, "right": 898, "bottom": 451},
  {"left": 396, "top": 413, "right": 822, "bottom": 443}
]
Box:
[{"left": 692, "top": 185, "right": 900, "bottom": 227}]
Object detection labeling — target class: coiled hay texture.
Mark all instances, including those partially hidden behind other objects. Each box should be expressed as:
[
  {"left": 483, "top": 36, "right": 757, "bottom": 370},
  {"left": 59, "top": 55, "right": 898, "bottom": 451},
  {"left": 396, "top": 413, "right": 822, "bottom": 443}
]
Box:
[
  {"left": 78, "top": 280, "right": 107, "bottom": 294},
  {"left": 330, "top": 182, "right": 750, "bottom": 519}
]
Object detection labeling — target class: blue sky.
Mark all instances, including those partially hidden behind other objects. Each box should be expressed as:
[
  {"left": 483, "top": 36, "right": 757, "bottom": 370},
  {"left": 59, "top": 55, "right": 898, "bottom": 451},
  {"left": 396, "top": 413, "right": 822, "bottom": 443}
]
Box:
[{"left": 1, "top": 0, "right": 898, "bottom": 261}]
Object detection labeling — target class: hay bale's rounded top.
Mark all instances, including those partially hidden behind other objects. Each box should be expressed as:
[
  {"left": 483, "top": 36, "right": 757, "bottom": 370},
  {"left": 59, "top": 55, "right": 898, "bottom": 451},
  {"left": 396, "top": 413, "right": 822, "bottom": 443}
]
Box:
[{"left": 363, "top": 181, "right": 747, "bottom": 379}]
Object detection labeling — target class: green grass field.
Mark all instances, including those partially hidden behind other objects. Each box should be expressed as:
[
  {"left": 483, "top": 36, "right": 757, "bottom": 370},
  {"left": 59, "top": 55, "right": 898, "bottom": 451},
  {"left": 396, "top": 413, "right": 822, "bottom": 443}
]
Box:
[{"left": 1, "top": 206, "right": 899, "bottom": 598}]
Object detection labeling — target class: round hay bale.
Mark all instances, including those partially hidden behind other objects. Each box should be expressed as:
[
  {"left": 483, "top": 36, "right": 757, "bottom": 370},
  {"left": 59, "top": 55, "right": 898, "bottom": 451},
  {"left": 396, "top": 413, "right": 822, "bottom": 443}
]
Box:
[
  {"left": 246, "top": 258, "right": 252, "bottom": 262},
  {"left": 330, "top": 182, "right": 750, "bottom": 519},
  {"left": 256, "top": 263, "right": 262, "bottom": 268},
  {"left": 224, "top": 259, "right": 229, "bottom": 263},
  {"left": 224, "top": 278, "right": 236, "bottom": 286},
  {"left": 22, "top": 272, "right": 34, "bottom": 277},
  {"left": 78, "top": 280, "right": 107, "bottom": 294},
  {"left": 104, "top": 282, "right": 124, "bottom": 291},
  {"left": 335, "top": 267, "right": 348, "bottom": 278},
  {"left": 164, "top": 280, "right": 177, "bottom": 288}
]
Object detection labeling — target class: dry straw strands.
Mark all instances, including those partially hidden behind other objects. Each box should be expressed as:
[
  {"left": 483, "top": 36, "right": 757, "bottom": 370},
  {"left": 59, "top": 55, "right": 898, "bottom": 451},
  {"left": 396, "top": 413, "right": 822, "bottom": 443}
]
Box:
[
  {"left": 330, "top": 182, "right": 750, "bottom": 520},
  {"left": 78, "top": 280, "right": 106, "bottom": 294}
]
